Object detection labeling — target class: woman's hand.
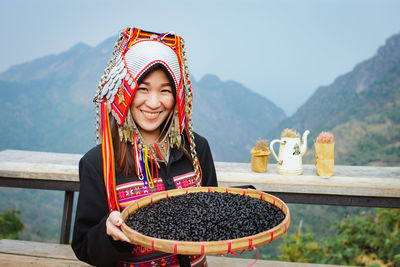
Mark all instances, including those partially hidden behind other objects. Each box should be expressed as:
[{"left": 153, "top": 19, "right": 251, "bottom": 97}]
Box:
[{"left": 106, "top": 211, "right": 130, "bottom": 242}]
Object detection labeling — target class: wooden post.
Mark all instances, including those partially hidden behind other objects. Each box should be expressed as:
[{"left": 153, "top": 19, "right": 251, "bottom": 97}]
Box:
[{"left": 60, "top": 191, "right": 74, "bottom": 244}]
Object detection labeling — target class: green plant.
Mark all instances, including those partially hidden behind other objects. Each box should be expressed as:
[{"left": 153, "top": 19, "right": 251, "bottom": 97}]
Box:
[
  {"left": 0, "top": 209, "right": 24, "bottom": 239},
  {"left": 278, "top": 208, "right": 400, "bottom": 266},
  {"left": 279, "top": 221, "right": 324, "bottom": 263}
]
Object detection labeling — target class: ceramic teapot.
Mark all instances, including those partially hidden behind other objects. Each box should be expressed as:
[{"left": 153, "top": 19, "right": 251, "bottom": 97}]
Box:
[{"left": 270, "top": 130, "right": 310, "bottom": 175}]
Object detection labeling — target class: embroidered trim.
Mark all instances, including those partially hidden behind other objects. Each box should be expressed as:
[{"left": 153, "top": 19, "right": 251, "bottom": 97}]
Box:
[{"left": 117, "top": 172, "right": 196, "bottom": 208}]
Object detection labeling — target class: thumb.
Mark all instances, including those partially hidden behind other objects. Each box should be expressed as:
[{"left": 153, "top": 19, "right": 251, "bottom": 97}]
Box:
[{"left": 110, "top": 211, "right": 123, "bottom": 226}]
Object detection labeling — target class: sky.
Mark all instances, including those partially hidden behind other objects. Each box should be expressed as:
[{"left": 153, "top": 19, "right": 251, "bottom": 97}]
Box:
[{"left": 1, "top": 0, "right": 399, "bottom": 115}]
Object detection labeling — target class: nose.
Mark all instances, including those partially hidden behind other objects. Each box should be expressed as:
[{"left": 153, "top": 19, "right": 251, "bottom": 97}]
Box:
[{"left": 145, "top": 91, "right": 161, "bottom": 108}]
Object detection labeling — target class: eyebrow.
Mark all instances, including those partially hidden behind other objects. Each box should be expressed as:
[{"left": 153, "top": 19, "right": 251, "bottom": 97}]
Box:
[{"left": 140, "top": 81, "right": 172, "bottom": 86}]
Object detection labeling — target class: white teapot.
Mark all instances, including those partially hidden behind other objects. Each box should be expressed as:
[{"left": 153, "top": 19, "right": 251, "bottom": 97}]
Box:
[{"left": 270, "top": 130, "right": 310, "bottom": 175}]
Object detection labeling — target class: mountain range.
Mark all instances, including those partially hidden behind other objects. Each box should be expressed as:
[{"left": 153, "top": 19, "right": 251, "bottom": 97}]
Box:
[
  {"left": 1, "top": 32, "right": 399, "bottom": 165},
  {"left": 0, "top": 37, "right": 285, "bottom": 162},
  {"left": 268, "top": 32, "right": 400, "bottom": 166}
]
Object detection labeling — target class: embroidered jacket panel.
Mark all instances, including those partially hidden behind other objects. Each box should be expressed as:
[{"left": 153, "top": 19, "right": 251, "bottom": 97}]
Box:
[{"left": 71, "top": 133, "right": 217, "bottom": 266}]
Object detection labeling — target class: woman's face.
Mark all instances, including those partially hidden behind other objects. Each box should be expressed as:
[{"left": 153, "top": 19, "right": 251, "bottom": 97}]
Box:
[{"left": 130, "top": 68, "right": 175, "bottom": 143}]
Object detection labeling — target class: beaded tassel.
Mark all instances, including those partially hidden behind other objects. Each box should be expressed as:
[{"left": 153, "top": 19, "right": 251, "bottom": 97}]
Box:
[
  {"left": 144, "top": 146, "right": 155, "bottom": 189},
  {"left": 180, "top": 39, "right": 202, "bottom": 186},
  {"left": 100, "top": 102, "right": 119, "bottom": 211},
  {"left": 133, "top": 132, "right": 157, "bottom": 189},
  {"left": 133, "top": 132, "right": 143, "bottom": 178}
]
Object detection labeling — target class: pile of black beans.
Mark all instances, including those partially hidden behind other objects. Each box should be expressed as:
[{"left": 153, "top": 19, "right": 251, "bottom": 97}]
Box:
[{"left": 125, "top": 192, "right": 285, "bottom": 241}]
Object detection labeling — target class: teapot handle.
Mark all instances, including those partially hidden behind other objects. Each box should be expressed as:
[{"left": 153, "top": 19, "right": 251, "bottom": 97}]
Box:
[{"left": 270, "top": 139, "right": 282, "bottom": 164}]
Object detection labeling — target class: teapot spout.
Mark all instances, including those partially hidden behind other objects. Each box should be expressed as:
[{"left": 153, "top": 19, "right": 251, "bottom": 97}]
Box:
[{"left": 300, "top": 130, "right": 310, "bottom": 156}]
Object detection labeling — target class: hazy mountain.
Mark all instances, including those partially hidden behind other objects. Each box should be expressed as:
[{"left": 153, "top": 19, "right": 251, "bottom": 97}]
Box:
[
  {"left": 192, "top": 74, "right": 286, "bottom": 161},
  {"left": 268, "top": 32, "right": 400, "bottom": 166},
  {"left": 0, "top": 36, "right": 285, "bottom": 162}
]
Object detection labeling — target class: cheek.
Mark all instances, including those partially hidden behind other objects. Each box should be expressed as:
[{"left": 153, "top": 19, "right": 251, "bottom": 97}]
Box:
[
  {"left": 164, "top": 95, "right": 175, "bottom": 110},
  {"left": 130, "top": 95, "right": 144, "bottom": 110}
]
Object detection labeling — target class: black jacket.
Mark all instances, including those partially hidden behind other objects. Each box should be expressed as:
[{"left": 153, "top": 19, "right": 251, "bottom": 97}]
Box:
[{"left": 72, "top": 133, "right": 217, "bottom": 266}]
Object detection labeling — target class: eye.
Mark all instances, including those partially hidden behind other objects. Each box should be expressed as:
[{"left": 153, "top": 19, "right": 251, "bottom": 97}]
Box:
[
  {"left": 137, "top": 87, "right": 148, "bottom": 92},
  {"left": 161, "top": 88, "right": 172, "bottom": 93}
]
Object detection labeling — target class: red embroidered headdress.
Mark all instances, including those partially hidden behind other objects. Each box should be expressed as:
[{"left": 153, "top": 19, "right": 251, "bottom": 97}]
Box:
[{"left": 93, "top": 28, "right": 201, "bottom": 211}]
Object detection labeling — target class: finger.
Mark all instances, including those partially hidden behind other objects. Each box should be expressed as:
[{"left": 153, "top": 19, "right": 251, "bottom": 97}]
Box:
[
  {"left": 109, "top": 211, "right": 123, "bottom": 226},
  {"left": 107, "top": 222, "right": 129, "bottom": 242},
  {"left": 115, "top": 216, "right": 123, "bottom": 226},
  {"left": 115, "top": 229, "right": 130, "bottom": 242}
]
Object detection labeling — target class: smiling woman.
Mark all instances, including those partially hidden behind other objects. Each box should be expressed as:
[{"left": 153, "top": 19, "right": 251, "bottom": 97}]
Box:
[
  {"left": 131, "top": 68, "right": 175, "bottom": 143},
  {"left": 71, "top": 28, "right": 218, "bottom": 267}
]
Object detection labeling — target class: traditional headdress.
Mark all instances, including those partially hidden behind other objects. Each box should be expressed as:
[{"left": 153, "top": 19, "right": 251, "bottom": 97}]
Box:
[{"left": 93, "top": 28, "right": 201, "bottom": 211}]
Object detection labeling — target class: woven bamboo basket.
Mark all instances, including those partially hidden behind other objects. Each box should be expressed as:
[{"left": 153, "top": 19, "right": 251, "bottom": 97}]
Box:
[{"left": 120, "top": 187, "right": 290, "bottom": 255}]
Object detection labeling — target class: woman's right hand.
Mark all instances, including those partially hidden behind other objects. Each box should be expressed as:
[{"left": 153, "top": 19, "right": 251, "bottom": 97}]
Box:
[{"left": 106, "top": 211, "right": 130, "bottom": 242}]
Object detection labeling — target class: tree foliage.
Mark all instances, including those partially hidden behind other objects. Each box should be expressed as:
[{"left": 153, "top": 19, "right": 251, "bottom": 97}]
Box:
[
  {"left": 279, "top": 226, "right": 324, "bottom": 262},
  {"left": 0, "top": 209, "right": 24, "bottom": 239},
  {"left": 279, "top": 208, "right": 400, "bottom": 266}
]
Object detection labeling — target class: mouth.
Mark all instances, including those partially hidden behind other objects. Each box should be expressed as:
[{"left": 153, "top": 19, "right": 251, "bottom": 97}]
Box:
[{"left": 142, "top": 110, "right": 162, "bottom": 119}]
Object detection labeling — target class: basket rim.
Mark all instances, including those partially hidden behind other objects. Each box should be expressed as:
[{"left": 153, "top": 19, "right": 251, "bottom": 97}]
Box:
[{"left": 121, "top": 186, "right": 291, "bottom": 255}]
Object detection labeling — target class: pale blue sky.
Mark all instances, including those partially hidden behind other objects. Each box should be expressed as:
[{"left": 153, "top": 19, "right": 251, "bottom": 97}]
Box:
[{"left": 1, "top": 0, "right": 399, "bottom": 114}]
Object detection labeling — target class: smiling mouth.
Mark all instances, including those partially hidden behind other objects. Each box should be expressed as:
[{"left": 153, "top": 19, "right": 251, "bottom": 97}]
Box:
[{"left": 142, "top": 110, "right": 161, "bottom": 119}]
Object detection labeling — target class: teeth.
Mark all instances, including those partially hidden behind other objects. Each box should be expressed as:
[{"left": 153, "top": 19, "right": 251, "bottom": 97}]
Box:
[{"left": 143, "top": 111, "right": 159, "bottom": 117}]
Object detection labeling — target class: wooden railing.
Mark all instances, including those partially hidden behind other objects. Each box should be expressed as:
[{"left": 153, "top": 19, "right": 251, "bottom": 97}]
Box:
[
  {"left": 0, "top": 150, "right": 81, "bottom": 244},
  {"left": 215, "top": 161, "right": 400, "bottom": 208},
  {"left": 0, "top": 149, "right": 399, "bottom": 244},
  {"left": 0, "top": 149, "right": 399, "bottom": 266}
]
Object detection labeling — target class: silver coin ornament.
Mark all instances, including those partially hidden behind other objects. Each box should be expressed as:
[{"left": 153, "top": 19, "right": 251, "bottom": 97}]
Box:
[
  {"left": 109, "top": 94, "right": 115, "bottom": 105},
  {"left": 117, "top": 68, "right": 126, "bottom": 81},
  {"left": 101, "top": 55, "right": 129, "bottom": 103},
  {"left": 105, "top": 86, "right": 113, "bottom": 100},
  {"left": 100, "top": 82, "right": 108, "bottom": 98},
  {"left": 115, "top": 53, "right": 122, "bottom": 66},
  {"left": 121, "top": 67, "right": 127, "bottom": 79},
  {"left": 114, "top": 78, "right": 122, "bottom": 93}
]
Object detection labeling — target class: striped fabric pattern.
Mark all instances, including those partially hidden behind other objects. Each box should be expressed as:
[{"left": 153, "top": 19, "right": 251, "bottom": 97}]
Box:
[
  {"left": 117, "top": 172, "right": 197, "bottom": 209},
  {"left": 117, "top": 172, "right": 206, "bottom": 266}
]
